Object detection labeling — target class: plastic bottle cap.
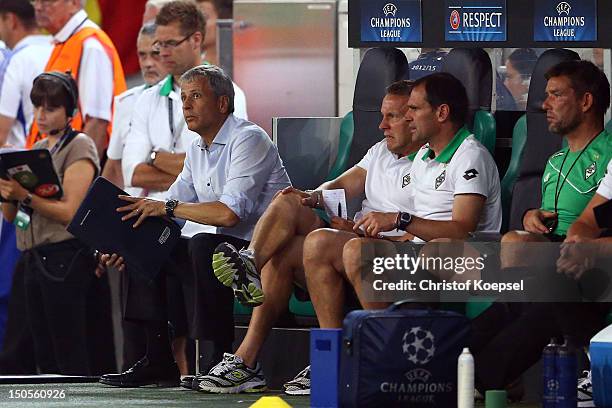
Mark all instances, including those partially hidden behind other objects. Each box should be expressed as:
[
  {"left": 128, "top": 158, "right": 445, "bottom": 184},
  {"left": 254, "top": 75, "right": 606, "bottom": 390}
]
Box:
[{"left": 463, "top": 347, "right": 470, "bottom": 353}]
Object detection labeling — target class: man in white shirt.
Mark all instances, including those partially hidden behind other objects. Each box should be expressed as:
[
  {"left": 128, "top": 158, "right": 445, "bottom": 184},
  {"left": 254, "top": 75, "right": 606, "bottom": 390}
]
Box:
[
  {"left": 203, "top": 80, "right": 420, "bottom": 394},
  {"left": 0, "top": 0, "right": 52, "bottom": 148},
  {"left": 99, "top": 64, "right": 290, "bottom": 389},
  {"left": 30, "top": 0, "right": 125, "bottom": 156},
  {"left": 101, "top": 23, "right": 166, "bottom": 195}
]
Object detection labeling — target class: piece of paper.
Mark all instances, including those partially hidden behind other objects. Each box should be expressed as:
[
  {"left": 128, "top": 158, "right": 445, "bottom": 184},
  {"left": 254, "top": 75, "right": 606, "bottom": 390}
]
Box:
[{"left": 322, "top": 189, "right": 347, "bottom": 219}]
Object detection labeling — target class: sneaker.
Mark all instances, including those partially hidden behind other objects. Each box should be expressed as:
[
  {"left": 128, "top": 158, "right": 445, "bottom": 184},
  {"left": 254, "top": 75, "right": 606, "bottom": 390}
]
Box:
[
  {"left": 283, "top": 365, "right": 310, "bottom": 395},
  {"left": 99, "top": 356, "right": 180, "bottom": 388},
  {"left": 212, "top": 243, "right": 264, "bottom": 307},
  {"left": 577, "top": 370, "right": 594, "bottom": 407},
  {"left": 197, "top": 353, "right": 267, "bottom": 394}
]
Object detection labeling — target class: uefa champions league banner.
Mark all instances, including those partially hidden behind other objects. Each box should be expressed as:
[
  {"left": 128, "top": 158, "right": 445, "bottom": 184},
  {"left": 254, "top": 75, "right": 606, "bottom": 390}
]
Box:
[
  {"left": 360, "top": 0, "right": 423, "bottom": 43},
  {"left": 534, "top": 0, "right": 597, "bottom": 41},
  {"left": 445, "top": 0, "right": 507, "bottom": 42}
]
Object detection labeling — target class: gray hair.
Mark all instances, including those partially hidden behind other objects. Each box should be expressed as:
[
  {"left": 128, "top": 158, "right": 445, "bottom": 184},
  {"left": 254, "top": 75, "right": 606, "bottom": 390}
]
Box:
[
  {"left": 146, "top": 0, "right": 174, "bottom": 7},
  {"left": 139, "top": 22, "right": 157, "bottom": 37},
  {"left": 180, "top": 64, "right": 235, "bottom": 113}
]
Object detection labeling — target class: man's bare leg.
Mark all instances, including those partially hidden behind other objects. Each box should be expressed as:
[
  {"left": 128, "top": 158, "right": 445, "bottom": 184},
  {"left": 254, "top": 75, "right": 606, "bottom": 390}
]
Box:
[
  {"left": 304, "top": 229, "right": 358, "bottom": 329},
  {"left": 501, "top": 231, "right": 550, "bottom": 269},
  {"left": 235, "top": 237, "right": 305, "bottom": 367},
  {"left": 249, "top": 193, "right": 325, "bottom": 269},
  {"left": 342, "top": 237, "right": 392, "bottom": 310}
]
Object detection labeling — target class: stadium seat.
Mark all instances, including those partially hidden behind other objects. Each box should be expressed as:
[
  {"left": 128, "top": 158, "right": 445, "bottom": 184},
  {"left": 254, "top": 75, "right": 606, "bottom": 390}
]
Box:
[
  {"left": 507, "top": 49, "right": 580, "bottom": 231},
  {"left": 345, "top": 47, "right": 409, "bottom": 169},
  {"left": 500, "top": 114, "right": 527, "bottom": 232},
  {"left": 326, "top": 111, "right": 354, "bottom": 181},
  {"left": 441, "top": 48, "right": 496, "bottom": 154}
]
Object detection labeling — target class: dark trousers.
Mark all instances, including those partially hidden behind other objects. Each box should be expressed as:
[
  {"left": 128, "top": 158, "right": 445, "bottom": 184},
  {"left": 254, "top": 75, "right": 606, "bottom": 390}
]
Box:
[
  {"left": 23, "top": 239, "right": 103, "bottom": 375},
  {"left": 471, "top": 301, "right": 610, "bottom": 390},
  {"left": 123, "top": 233, "right": 248, "bottom": 347},
  {"left": 0, "top": 256, "right": 36, "bottom": 374}
]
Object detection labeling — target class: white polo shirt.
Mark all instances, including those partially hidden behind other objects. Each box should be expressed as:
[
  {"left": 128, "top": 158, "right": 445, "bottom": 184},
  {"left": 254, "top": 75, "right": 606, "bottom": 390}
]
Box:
[
  {"left": 107, "top": 84, "right": 148, "bottom": 196},
  {"left": 597, "top": 159, "right": 612, "bottom": 200},
  {"left": 355, "top": 139, "right": 416, "bottom": 237},
  {"left": 410, "top": 128, "right": 502, "bottom": 235},
  {"left": 53, "top": 10, "right": 114, "bottom": 122},
  {"left": 0, "top": 35, "right": 52, "bottom": 148}
]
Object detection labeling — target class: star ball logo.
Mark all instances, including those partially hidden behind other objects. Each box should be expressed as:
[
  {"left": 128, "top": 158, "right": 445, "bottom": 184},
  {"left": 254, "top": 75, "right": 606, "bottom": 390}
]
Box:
[
  {"left": 402, "top": 327, "right": 436, "bottom": 365},
  {"left": 383, "top": 3, "right": 398, "bottom": 16},
  {"left": 450, "top": 9, "right": 460, "bottom": 30}
]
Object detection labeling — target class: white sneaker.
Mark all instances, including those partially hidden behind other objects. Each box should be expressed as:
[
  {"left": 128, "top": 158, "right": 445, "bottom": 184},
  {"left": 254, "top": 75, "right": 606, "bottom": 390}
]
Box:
[
  {"left": 197, "top": 353, "right": 267, "bottom": 394},
  {"left": 577, "top": 370, "right": 594, "bottom": 408},
  {"left": 283, "top": 365, "right": 310, "bottom": 395}
]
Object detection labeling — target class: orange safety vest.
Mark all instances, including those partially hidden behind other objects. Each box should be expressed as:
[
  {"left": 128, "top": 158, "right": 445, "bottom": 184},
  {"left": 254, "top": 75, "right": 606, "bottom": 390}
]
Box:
[{"left": 26, "top": 26, "right": 127, "bottom": 148}]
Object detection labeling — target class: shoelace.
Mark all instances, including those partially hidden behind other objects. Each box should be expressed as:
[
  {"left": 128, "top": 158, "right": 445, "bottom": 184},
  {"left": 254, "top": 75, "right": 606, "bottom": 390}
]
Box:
[
  {"left": 293, "top": 366, "right": 311, "bottom": 381},
  {"left": 209, "top": 355, "right": 244, "bottom": 376}
]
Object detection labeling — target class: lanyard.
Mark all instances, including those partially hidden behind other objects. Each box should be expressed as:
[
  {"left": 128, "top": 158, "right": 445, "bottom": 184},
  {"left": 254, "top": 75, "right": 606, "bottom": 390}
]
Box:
[
  {"left": 46, "top": 17, "right": 88, "bottom": 69},
  {"left": 553, "top": 132, "right": 600, "bottom": 213},
  {"left": 167, "top": 94, "right": 185, "bottom": 154},
  {"left": 48, "top": 127, "right": 72, "bottom": 156}
]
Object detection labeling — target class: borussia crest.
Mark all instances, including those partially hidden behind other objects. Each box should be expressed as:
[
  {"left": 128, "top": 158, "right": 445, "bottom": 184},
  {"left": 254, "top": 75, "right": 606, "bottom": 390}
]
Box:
[
  {"left": 402, "top": 173, "right": 411, "bottom": 188},
  {"left": 435, "top": 170, "right": 446, "bottom": 190},
  {"left": 585, "top": 162, "right": 596, "bottom": 180}
]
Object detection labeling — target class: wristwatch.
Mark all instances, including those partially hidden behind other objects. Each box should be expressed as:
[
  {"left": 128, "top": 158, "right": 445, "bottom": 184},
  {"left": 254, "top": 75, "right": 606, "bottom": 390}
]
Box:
[
  {"left": 395, "top": 211, "right": 413, "bottom": 231},
  {"left": 22, "top": 193, "right": 33, "bottom": 206},
  {"left": 148, "top": 150, "right": 158, "bottom": 166},
  {"left": 165, "top": 199, "right": 179, "bottom": 217}
]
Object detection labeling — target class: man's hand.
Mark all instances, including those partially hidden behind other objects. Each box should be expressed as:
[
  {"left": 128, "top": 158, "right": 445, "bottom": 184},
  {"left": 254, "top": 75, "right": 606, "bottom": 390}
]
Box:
[
  {"left": 0, "top": 178, "right": 28, "bottom": 201},
  {"left": 330, "top": 216, "right": 356, "bottom": 232},
  {"left": 99, "top": 253, "right": 126, "bottom": 272},
  {"left": 523, "top": 209, "right": 557, "bottom": 234},
  {"left": 557, "top": 236, "right": 597, "bottom": 280},
  {"left": 116, "top": 195, "right": 166, "bottom": 228},
  {"left": 354, "top": 211, "right": 397, "bottom": 237},
  {"left": 276, "top": 186, "right": 322, "bottom": 208}
]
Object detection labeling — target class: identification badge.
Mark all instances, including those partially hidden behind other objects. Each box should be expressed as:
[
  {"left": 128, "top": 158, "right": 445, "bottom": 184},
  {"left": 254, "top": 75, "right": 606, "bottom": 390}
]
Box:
[{"left": 14, "top": 208, "right": 31, "bottom": 230}]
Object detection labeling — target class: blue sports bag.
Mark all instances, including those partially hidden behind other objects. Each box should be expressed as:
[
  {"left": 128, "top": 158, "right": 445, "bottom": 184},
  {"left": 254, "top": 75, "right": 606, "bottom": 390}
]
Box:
[{"left": 340, "top": 302, "right": 470, "bottom": 407}]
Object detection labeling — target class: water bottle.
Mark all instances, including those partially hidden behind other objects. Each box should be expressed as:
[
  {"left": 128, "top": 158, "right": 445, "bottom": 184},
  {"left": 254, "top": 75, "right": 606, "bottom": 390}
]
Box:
[
  {"left": 458, "top": 347, "right": 474, "bottom": 408},
  {"left": 542, "top": 338, "right": 558, "bottom": 408},
  {"left": 556, "top": 336, "right": 577, "bottom": 408}
]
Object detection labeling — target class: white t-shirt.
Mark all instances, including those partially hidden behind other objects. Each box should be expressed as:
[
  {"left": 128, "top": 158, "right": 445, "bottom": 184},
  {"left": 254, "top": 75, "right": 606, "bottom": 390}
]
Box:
[
  {"left": 597, "top": 159, "right": 612, "bottom": 200},
  {"left": 355, "top": 139, "right": 415, "bottom": 237},
  {"left": 410, "top": 129, "right": 502, "bottom": 235},
  {"left": 0, "top": 35, "right": 52, "bottom": 148},
  {"left": 53, "top": 10, "right": 114, "bottom": 122},
  {"left": 107, "top": 84, "right": 147, "bottom": 196}
]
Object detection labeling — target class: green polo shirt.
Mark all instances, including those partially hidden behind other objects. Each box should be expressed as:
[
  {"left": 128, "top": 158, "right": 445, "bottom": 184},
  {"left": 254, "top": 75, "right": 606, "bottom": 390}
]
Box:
[{"left": 541, "top": 129, "right": 612, "bottom": 236}]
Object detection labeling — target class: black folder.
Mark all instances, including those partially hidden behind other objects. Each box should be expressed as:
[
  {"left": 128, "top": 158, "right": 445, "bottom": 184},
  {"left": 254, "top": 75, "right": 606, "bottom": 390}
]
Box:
[
  {"left": 594, "top": 198, "right": 612, "bottom": 229},
  {"left": 0, "top": 149, "right": 63, "bottom": 202},
  {"left": 67, "top": 177, "right": 181, "bottom": 280}
]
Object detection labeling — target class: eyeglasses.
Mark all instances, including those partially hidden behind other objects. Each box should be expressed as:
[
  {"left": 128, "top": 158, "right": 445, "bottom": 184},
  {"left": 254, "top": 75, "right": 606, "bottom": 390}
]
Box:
[
  {"left": 29, "top": 0, "right": 61, "bottom": 6},
  {"left": 152, "top": 32, "right": 195, "bottom": 52}
]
